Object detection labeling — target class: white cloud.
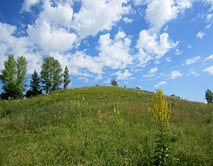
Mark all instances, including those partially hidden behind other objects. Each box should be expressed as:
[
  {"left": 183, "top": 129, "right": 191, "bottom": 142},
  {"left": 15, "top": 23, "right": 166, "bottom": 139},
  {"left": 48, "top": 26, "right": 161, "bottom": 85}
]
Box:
[
  {"left": 72, "top": 0, "right": 130, "bottom": 38},
  {"left": 21, "top": 0, "right": 41, "bottom": 12},
  {"left": 122, "top": 17, "right": 133, "bottom": 23},
  {"left": 133, "top": 0, "right": 145, "bottom": 6},
  {"left": 0, "top": 22, "right": 42, "bottom": 74},
  {"left": 170, "top": 70, "right": 183, "bottom": 79},
  {"left": 145, "top": 0, "right": 191, "bottom": 32},
  {"left": 27, "top": 1, "right": 77, "bottom": 53},
  {"left": 204, "top": 66, "right": 213, "bottom": 75},
  {"left": 176, "top": 48, "right": 181, "bottom": 55},
  {"left": 203, "top": 55, "right": 213, "bottom": 62},
  {"left": 78, "top": 77, "right": 89, "bottom": 83},
  {"left": 113, "top": 69, "right": 132, "bottom": 80},
  {"left": 154, "top": 81, "right": 167, "bottom": 88},
  {"left": 143, "top": 74, "right": 155, "bottom": 78},
  {"left": 97, "top": 31, "right": 133, "bottom": 70},
  {"left": 185, "top": 56, "right": 200, "bottom": 65},
  {"left": 207, "top": 14, "right": 213, "bottom": 21},
  {"left": 165, "top": 57, "right": 172, "bottom": 62},
  {"left": 187, "top": 69, "right": 199, "bottom": 77},
  {"left": 136, "top": 30, "right": 178, "bottom": 65},
  {"left": 149, "top": 67, "right": 158, "bottom": 73},
  {"left": 206, "top": 24, "right": 211, "bottom": 29},
  {"left": 196, "top": 31, "right": 205, "bottom": 39}
]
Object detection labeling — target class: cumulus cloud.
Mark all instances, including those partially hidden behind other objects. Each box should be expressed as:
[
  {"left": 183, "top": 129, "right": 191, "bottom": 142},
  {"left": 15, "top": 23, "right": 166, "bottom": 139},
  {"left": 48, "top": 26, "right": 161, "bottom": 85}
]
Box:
[
  {"left": 149, "top": 67, "right": 158, "bottom": 73},
  {"left": 204, "top": 66, "right": 213, "bottom": 75},
  {"left": 72, "top": 0, "right": 130, "bottom": 38},
  {"left": 27, "top": 1, "right": 77, "bottom": 53},
  {"left": 0, "top": 22, "right": 42, "bottom": 74},
  {"left": 97, "top": 31, "right": 133, "bottom": 70},
  {"left": 170, "top": 70, "right": 183, "bottom": 79},
  {"left": 203, "top": 55, "right": 213, "bottom": 62},
  {"left": 196, "top": 31, "right": 205, "bottom": 39},
  {"left": 207, "top": 14, "right": 213, "bottom": 21},
  {"left": 185, "top": 56, "right": 200, "bottom": 65},
  {"left": 154, "top": 81, "right": 167, "bottom": 88},
  {"left": 21, "top": 0, "right": 41, "bottom": 12},
  {"left": 122, "top": 17, "right": 133, "bottom": 23},
  {"left": 145, "top": 0, "right": 191, "bottom": 32},
  {"left": 113, "top": 69, "right": 132, "bottom": 80},
  {"left": 136, "top": 30, "right": 178, "bottom": 65}
]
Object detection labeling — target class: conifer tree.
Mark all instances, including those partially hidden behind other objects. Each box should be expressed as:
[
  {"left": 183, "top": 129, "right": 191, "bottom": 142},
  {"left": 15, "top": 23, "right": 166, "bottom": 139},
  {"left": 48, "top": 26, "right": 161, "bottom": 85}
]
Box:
[
  {"left": 30, "top": 70, "right": 41, "bottom": 96},
  {"left": 63, "top": 66, "right": 71, "bottom": 89}
]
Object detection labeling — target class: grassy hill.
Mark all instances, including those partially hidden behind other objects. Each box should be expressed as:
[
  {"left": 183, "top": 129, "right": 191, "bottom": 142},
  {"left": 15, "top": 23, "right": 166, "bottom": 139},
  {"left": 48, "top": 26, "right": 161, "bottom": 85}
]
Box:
[{"left": 0, "top": 86, "right": 212, "bottom": 165}]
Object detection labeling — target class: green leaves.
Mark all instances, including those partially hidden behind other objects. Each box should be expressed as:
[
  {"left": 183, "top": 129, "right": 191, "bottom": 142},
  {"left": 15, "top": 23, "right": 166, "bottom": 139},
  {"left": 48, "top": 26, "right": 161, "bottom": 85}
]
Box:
[
  {"left": 40, "top": 57, "right": 63, "bottom": 93},
  {"left": 63, "top": 66, "right": 71, "bottom": 89},
  {"left": 0, "top": 55, "right": 27, "bottom": 99}
]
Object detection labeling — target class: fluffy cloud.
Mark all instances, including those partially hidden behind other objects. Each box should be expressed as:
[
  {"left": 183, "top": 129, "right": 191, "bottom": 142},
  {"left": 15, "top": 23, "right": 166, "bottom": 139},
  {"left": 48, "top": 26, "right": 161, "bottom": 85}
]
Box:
[
  {"left": 72, "top": 0, "right": 130, "bottom": 38},
  {"left": 204, "top": 66, "right": 213, "bottom": 75},
  {"left": 97, "top": 31, "right": 133, "bottom": 70},
  {"left": 0, "top": 22, "right": 42, "bottom": 73},
  {"left": 154, "top": 81, "right": 167, "bottom": 88},
  {"left": 187, "top": 69, "right": 199, "bottom": 77},
  {"left": 27, "top": 1, "right": 77, "bottom": 53},
  {"left": 207, "top": 14, "right": 213, "bottom": 21},
  {"left": 21, "top": 0, "right": 41, "bottom": 12},
  {"left": 170, "top": 70, "right": 183, "bottom": 79},
  {"left": 185, "top": 56, "right": 200, "bottom": 65},
  {"left": 145, "top": 0, "right": 191, "bottom": 32},
  {"left": 196, "top": 31, "right": 205, "bottom": 39},
  {"left": 122, "top": 17, "right": 133, "bottom": 23},
  {"left": 113, "top": 69, "right": 132, "bottom": 80},
  {"left": 203, "top": 55, "right": 213, "bottom": 62},
  {"left": 149, "top": 67, "right": 158, "bottom": 73},
  {"left": 136, "top": 30, "right": 178, "bottom": 64}
]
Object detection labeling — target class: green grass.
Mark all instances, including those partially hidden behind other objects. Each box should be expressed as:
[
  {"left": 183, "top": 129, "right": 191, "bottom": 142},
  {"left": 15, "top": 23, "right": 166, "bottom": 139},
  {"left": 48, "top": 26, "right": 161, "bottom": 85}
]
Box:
[{"left": 0, "top": 86, "right": 213, "bottom": 165}]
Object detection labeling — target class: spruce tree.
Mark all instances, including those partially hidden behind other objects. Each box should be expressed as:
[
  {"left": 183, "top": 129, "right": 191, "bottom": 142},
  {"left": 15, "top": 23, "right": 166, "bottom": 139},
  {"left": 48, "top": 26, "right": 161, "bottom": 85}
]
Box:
[
  {"left": 30, "top": 70, "right": 41, "bottom": 96},
  {"left": 63, "top": 66, "right": 71, "bottom": 89}
]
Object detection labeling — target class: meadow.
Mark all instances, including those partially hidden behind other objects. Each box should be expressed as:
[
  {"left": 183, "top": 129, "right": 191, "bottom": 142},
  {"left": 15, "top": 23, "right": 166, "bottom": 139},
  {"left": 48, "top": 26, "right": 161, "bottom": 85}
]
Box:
[{"left": 0, "top": 86, "right": 212, "bottom": 165}]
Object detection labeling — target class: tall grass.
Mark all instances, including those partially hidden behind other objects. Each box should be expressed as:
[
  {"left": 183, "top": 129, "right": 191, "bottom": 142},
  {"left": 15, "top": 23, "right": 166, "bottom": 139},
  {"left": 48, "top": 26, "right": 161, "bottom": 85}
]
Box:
[{"left": 0, "top": 86, "right": 212, "bottom": 165}]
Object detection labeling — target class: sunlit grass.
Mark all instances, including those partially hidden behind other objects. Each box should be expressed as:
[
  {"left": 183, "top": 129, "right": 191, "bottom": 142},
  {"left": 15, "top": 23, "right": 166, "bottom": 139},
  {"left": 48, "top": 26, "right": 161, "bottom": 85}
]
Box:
[{"left": 0, "top": 86, "right": 212, "bottom": 165}]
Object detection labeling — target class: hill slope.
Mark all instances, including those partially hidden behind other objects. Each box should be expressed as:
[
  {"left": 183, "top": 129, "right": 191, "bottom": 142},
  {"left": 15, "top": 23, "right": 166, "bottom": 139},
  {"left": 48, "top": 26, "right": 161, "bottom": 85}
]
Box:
[{"left": 0, "top": 86, "right": 213, "bottom": 165}]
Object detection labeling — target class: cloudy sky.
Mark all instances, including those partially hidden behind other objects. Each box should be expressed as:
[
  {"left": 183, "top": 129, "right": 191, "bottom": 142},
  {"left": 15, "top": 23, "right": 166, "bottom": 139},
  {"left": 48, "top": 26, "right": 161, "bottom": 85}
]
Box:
[{"left": 0, "top": 0, "right": 213, "bottom": 102}]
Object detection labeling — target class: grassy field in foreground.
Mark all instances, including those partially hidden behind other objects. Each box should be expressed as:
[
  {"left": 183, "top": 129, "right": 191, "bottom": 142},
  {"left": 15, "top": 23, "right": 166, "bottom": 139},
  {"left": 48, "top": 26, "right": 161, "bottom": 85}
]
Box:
[{"left": 0, "top": 86, "right": 213, "bottom": 165}]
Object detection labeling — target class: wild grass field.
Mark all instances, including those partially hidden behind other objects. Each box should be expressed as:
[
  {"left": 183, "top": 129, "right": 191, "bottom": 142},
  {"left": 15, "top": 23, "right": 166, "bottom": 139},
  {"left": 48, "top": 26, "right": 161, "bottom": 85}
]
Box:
[{"left": 0, "top": 86, "right": 212, "bottom": 165}]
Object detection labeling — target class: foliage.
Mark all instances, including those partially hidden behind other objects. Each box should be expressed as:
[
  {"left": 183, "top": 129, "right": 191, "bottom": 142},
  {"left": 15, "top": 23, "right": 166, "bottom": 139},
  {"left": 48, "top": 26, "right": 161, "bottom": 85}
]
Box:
[
  {"left": 40, "top": 57, "right": 63, "bottom": 93},
  {"left": 63, "top": 66, "right": 71, "bottom": 89},
  {"left": 0, "top": 55, "right": 27, "bottom": 99},
  {"left": 111, "top": 79, "right": 118, "bottom": 86},
  {"left": 135, "top": 87, "right": 140, "bottom": 90},
  {"left": 30, "top": 70, "right": 42, "bottom": 97},
  {"left": 205, "top": 89, "right": 213, "bottom": 104},
  {"left": 151, "top": 89, "right": 179, "bottom": 165}
]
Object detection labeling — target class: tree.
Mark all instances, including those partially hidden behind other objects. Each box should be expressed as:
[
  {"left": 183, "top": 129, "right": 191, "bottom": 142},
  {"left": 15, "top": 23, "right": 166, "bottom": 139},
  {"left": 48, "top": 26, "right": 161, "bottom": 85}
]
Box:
[
  {"left": 205, "top": 89, "right": 213, "bottom": 104},
  {"left": 40, "top": 57, "right": 63, "bottom": 93},
  {"left": 16, "top": 56, "right": 27, "bottom": 98},
  {"left": 111, "top": 79, "right": 118, "bottom": 86},
  {"left": 30, "top": 70, "right": 42, "bottom": 96},
  {"left": 0, "top": 55, "right": 27, "bottom": 99},
  {"left": 63, "top": 66, "right": 71, "bottom": 89}
]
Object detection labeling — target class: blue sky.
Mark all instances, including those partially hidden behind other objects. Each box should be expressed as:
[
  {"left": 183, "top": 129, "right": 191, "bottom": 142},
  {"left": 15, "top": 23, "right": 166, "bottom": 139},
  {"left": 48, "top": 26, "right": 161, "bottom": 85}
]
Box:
[{"left": 0, "top": 0, "right": 213, "bottom": 102}]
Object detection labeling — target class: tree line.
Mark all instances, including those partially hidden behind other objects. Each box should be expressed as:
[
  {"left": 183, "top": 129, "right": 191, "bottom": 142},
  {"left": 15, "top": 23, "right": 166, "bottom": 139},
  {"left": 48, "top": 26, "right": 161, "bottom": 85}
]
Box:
[{"left": 0, "top": 55, "right": 71, "bottom": 100}]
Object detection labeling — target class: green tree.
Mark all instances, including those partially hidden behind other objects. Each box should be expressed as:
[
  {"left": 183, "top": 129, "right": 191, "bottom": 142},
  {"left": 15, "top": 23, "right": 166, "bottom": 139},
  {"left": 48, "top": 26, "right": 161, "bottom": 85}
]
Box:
[
  {"left": 40, "top": 57, "right": 62, "bottom": 93},
  {"left": 205, "top": 89, "right": 213, "bottom": 104},
  {"left": 0, "top": 55, "right": 27, "bottom": 99},
  {"left": 30, "top": 70, "right": 42, "bottom": 96},
  {"left": 111, "top": 79, "right": 118, "bottom": 86},
  {"left": 16, "top": 56, "right": 27, "bottom": 98},
  {"left": 63, "top": 66, "right": 71, "bottom": 89}
]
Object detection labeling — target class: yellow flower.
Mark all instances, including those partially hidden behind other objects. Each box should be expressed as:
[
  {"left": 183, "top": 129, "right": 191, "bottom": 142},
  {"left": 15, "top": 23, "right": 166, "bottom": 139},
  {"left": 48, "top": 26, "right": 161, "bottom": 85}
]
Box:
[{"left": 152, "top": 89, "right": 170, "bottom": 128}]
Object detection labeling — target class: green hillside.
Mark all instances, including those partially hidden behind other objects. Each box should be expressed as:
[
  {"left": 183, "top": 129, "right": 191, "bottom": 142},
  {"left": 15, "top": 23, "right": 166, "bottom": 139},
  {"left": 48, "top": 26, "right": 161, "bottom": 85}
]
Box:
[{"left": 0, "top": 86, "right": 212, "bottom": 165}]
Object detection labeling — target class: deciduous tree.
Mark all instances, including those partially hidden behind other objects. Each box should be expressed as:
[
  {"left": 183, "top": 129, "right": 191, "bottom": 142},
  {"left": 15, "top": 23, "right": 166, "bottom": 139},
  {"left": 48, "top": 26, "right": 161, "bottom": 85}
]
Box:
[{"left": 63, "top": 66, "right": 71, "bottom": 89}]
